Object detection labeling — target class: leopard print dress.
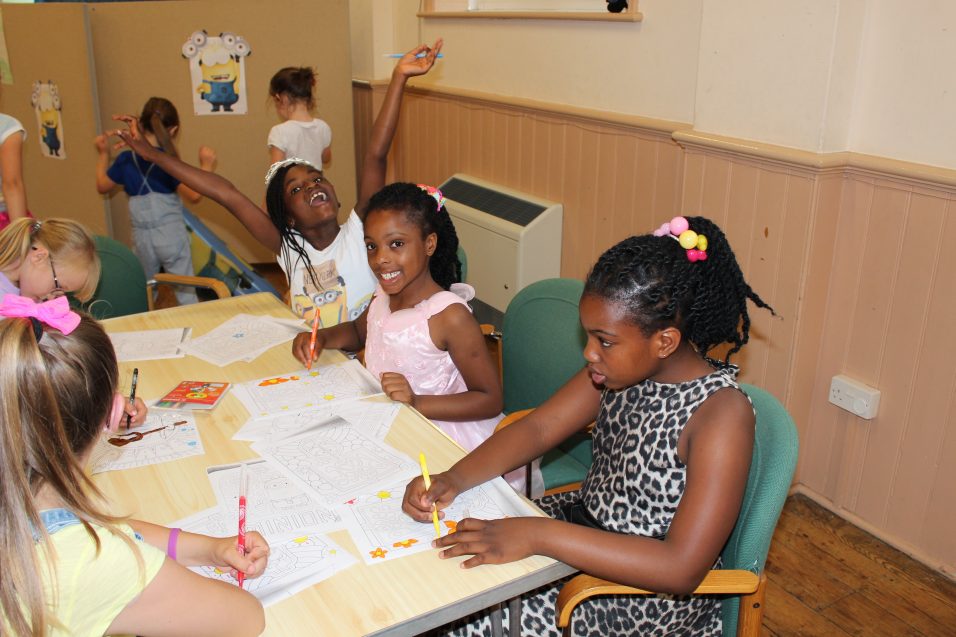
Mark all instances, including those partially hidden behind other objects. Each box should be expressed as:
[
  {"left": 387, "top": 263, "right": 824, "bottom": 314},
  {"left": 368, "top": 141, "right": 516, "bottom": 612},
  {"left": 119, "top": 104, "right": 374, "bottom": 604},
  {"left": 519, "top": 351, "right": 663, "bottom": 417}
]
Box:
[{"left": 440, "top": 364, "right": 743, "bottom": 637}]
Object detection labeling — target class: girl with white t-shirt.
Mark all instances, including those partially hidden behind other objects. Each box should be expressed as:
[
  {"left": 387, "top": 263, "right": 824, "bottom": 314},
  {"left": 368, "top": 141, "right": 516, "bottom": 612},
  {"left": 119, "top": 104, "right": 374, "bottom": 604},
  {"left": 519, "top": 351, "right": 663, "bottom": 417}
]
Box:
[
  {"left": 267, "top": 66, "right": 332, "bottom": 171},
  {"left": 108, "top": 41, "right": 442, "bottom": 328}
]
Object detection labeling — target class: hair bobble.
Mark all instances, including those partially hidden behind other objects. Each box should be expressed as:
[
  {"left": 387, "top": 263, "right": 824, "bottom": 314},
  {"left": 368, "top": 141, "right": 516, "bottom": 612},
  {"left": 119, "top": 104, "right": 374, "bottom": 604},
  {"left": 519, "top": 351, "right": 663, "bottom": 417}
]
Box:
[
  {"left": 30, "top": 220, "right": 42, "bottom": 235},
  {"left": 653, "top": 216, "right": 709, "bottom": 262},
  {"left": 417, "top": 184, "right": 446, "bottom": 212},
  {"left": 264, "top": 157, "right": 317, "bottom": 186}
]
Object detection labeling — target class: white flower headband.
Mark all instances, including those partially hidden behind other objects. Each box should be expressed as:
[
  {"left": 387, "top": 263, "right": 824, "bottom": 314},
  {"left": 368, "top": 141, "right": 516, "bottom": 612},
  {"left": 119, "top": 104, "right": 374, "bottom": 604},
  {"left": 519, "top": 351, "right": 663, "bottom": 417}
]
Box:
[{"left": 264, "top": 157, "right": 317, "bottom": 186}]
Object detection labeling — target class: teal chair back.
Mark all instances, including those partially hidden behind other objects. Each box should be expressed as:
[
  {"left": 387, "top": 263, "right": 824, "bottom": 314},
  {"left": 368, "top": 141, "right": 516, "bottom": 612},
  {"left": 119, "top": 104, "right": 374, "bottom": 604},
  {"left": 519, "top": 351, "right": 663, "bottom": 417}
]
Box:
[
  {"left": 457, "top": 245, "right": 467, "bottom": 283},
  {"left": 501, "top": 278, "right": 586, "bottom": 413},
  {"left": 74, "top": 235, "right": 149, "bottom": 319},
  {"left": 501, "top": 278, "right": 590, "bottom": 491},
  {"left": 721, "top": 384, "right": 799, "bottom": 633}
]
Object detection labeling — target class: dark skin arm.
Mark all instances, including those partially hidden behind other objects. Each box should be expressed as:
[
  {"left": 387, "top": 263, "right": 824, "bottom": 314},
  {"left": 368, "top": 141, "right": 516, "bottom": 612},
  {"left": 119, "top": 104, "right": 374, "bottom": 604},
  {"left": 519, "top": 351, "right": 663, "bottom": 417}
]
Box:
[
  {"left": 355, "top": 39, "right": 443, "bottom": 220},
  {"left": 380, "top": 303, "right": 502, "bottom": 421},
  {"left": 291, "top": 305, "right": 370, "bottom": 365},
  {"left": 424, "top": 387, "right": 755, "bottom": 595},
  {"left": 403, "top": 368, "right": 598, "bottom": 517}
]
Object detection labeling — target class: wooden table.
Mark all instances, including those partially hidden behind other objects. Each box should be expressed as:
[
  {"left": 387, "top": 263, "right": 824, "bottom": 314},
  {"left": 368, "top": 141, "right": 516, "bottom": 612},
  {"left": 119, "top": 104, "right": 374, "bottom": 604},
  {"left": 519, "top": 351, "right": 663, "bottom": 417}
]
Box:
[{"left": 95, "top": 293, "right": 574, "bottom": 636}]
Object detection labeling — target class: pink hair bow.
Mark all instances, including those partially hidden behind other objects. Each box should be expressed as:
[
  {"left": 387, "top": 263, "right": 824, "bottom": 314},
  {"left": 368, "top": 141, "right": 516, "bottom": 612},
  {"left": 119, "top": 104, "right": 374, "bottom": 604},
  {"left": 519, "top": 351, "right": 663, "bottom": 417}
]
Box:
[{"left": 0, "top": 295, "right": 81, "bottom": 335}]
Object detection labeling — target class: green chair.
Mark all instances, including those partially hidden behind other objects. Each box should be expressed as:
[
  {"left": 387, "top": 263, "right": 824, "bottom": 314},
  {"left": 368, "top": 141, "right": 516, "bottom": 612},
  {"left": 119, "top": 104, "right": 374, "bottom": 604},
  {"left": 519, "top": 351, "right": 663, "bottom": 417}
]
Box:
[
  {"left": 556, "top": 383, "right": 799, "bottom": 637},
  {"left": 491, "top": 278, "right": 591, "bottom": 494},
  {"left": 75, "top": 235, "right": 230, "bottom": 320}
]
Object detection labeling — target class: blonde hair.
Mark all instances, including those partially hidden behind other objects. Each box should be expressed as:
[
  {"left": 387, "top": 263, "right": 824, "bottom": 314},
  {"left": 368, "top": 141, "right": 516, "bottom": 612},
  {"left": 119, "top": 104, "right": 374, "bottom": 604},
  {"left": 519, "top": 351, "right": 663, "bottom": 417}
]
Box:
[
  {"left": 0, "top": 314, "right": 138, "bottom": 636},
  {"left": 0, "top": 218, "right": 101, "bottom": 302}
]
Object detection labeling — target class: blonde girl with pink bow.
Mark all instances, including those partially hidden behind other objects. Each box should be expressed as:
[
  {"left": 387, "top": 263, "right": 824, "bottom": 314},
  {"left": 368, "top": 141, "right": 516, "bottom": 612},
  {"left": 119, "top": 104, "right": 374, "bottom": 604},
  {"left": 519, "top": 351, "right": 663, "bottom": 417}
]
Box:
[{"left": 0, "top": 298, "right": 270, "bottom": 636}]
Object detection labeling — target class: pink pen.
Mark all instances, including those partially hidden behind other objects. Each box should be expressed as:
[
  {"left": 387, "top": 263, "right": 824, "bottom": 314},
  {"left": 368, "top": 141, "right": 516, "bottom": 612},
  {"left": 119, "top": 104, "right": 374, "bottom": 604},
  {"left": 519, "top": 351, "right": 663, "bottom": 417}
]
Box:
[{"left": 237, "top": 465, "right": 248, "bottom": 589}]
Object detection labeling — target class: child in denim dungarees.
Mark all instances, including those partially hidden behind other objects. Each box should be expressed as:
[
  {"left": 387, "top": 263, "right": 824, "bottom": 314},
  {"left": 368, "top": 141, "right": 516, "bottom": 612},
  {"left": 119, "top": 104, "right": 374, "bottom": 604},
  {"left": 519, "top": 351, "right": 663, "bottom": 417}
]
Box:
[
  {"left": 95, "top": 97, "right": 216, "bottom": 306},
  {"left": 0, "top": 300, "right": 269, "bottom": 636}
]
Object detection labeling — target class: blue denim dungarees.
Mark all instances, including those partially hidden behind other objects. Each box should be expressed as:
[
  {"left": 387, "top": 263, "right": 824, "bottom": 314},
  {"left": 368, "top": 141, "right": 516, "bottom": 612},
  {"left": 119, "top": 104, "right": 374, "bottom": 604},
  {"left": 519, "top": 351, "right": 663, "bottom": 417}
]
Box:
[{"left": 128, "top": 155, "right": 197, "bottom": 306}]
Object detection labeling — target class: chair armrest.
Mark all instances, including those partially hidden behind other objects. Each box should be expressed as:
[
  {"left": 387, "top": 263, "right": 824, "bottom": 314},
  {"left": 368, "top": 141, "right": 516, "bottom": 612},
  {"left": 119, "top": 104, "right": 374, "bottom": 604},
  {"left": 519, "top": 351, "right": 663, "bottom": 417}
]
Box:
[
  {"left": 556, "top": 570, "right": 761, "bottom": 628},
  {"left": 148, "top": 274, "right": 231, "bottom": 309},
  {"left": 494, "top": 408, "right": 535, "bottom": 432}
]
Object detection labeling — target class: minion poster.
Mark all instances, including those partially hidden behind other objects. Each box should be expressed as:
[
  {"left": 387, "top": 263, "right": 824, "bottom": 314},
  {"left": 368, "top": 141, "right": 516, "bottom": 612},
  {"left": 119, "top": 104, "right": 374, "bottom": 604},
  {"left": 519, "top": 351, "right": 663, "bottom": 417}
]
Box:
[
  {"left": 181, "top": 30, "right": 252, "bottom": 116},
  {"left": 30, "top": 81, "right": 65, "bottom": 160}
]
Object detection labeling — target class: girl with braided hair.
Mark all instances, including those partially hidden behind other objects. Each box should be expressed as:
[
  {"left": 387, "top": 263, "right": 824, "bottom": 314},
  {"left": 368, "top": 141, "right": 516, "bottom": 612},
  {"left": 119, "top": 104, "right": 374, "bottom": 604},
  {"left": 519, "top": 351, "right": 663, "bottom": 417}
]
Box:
[
  {"left": 109, "top": 41, "right": 442, "bottom": 327},
  {"left": 292, "top": 182, "right": 532, "bottom": 491},
  {"left": 403, "top": 215, "right": 775, "bottom": 636}
]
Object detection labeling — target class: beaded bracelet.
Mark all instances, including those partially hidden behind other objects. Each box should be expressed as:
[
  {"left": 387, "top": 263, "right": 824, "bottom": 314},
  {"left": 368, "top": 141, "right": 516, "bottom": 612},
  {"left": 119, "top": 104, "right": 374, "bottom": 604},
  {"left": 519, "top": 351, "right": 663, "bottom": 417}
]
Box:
[{"left": 167, "top": 527, "right": 181, "bottom": 560}]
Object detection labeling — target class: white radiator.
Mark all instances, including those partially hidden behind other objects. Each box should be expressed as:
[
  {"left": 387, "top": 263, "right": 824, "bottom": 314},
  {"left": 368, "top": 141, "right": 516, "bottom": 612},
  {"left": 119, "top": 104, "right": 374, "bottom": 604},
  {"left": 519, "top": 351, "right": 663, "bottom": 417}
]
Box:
[{"left": 439, "top": 174, "right": 563, "bottom": 312}]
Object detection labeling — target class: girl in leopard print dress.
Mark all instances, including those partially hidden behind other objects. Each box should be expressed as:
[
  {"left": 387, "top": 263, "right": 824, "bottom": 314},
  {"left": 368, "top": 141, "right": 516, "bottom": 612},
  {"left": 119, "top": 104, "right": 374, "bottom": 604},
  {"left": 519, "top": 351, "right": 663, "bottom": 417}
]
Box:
[{"left": 403, "top": 216, "right": 775, "bottom": 636}]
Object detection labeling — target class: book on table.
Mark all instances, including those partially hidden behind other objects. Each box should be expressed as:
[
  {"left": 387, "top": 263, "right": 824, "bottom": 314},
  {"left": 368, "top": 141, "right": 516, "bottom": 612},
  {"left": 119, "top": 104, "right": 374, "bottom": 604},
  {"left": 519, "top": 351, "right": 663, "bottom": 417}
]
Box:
[{"left": 155, "top": 380, "right": 231, "bottom": 410}]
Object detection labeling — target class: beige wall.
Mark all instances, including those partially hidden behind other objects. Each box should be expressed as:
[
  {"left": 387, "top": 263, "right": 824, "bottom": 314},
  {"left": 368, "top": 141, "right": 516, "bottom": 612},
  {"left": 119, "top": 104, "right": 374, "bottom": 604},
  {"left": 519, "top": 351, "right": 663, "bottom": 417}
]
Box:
[{"left": 353, "top": 0, "right": 956, "bottom": 170}]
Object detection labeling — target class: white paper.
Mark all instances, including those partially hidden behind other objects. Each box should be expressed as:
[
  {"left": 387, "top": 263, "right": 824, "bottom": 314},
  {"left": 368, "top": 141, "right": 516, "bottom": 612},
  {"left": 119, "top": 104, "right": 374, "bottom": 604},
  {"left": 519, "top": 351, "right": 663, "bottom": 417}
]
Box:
[
  {"left": 88, "top": 411, "right": 203, "bottom": 474},
  {"left": 206, "top": 459, "right": 343, "bottom": 537},
  {"left": 232, "top": 400, "right": 400, "bottom": 444},
  {"left": 252, "top": 419, "right": 419, "bottom": 505},
  {"left": 234, "top": 360, "right": 382, "bottom": 419},
  {"left": 339, "top": 477, "right": 535, "bottom": 565},
  {"left": 179, "top": 314, "right": 305, "bottom": 366},
  {"left": 173, "top": 507, "right": 355, "bottom": 607},
  {"left": 109, "top": 327, "right": 190, "bottom": 362}
]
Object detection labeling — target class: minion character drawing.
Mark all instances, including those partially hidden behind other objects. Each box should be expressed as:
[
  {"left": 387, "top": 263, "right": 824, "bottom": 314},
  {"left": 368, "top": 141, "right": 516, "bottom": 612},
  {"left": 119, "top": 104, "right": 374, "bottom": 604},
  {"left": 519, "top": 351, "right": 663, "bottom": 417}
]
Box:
[
  {"left": 30, "top": 81, "right": 66, "bottom": 159},
  {"left": 182, "top": 30, "right": 252, "bottom": 115}
]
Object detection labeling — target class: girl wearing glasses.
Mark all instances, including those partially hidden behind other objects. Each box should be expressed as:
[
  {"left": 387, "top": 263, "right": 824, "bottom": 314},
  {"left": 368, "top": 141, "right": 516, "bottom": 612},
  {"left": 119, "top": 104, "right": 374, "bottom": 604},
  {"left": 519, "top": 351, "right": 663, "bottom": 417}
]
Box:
[{"left": 0, "top": 218, "right": 100, "bottom": 303}]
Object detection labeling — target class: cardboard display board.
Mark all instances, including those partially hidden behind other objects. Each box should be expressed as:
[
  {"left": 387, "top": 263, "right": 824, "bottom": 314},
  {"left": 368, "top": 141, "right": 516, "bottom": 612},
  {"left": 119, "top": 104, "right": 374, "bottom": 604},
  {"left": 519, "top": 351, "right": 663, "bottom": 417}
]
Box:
[
  {"left": 0, "top": 0, "right": 354, "bottom": 264},
  {"left": 0, "top": 4, "right": 106, "bottom": 233}
]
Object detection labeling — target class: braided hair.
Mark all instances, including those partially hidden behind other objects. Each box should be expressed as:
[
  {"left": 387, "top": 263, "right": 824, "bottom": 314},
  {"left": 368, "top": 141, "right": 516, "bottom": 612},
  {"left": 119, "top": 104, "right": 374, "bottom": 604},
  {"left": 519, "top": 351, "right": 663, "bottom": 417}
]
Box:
[
  {"left": 584, "top": 216, "right": 774, "bottom": 362},
  {"left": 365, "top": 182, "right": 462, "bottom": 290},
  {"left": 264, "top": 162, "right": 324, "bottom": 290}
]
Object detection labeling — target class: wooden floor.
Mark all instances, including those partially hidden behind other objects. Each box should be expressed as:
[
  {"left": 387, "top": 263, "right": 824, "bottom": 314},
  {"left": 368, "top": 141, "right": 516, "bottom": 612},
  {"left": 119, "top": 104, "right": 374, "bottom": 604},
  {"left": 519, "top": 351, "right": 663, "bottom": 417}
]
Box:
[
  {"left": 762, "top": 494, "right": 956, "bottom": 636},
  {"left": 162, "top": 266, "right": 956, "bottom": 636}
]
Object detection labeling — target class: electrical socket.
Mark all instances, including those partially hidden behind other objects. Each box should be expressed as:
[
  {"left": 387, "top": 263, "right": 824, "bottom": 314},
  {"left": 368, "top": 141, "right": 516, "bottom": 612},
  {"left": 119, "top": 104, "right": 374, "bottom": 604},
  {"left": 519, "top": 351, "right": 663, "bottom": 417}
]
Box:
[{"left": 829, "top": 375, "right": 881, "bottom": 419}]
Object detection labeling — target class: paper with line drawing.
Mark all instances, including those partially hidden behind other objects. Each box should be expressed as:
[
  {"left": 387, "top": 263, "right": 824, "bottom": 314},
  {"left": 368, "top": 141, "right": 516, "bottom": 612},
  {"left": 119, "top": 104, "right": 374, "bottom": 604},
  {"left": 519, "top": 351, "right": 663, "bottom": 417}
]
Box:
[{"left": 88, "top": 411, "right": 202, "bottom": 474}]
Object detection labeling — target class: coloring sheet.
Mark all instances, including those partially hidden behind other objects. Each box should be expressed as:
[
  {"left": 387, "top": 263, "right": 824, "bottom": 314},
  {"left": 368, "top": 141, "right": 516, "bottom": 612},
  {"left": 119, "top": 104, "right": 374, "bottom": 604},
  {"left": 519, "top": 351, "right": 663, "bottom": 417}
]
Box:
[
  {"left": 178, "top": 313, "right": 305, "bottom": 366},
  {"left": 109, "top": 327, "right": 191, "bottom": 362},
  {"left": 232, "top": 400, "right": 400, "bottom": 444},
  {"left": 174, "top": 507, "right": 355, "bottom": 607},
  {"left": 207, "top": 459, "right": 343, "bottom": 537},
  {"left": 251, "top": 419, "right": 419, "bottom": 504},
  {"left": 88, "top": 411, "right": 202, "bottom": 474},
  {"left": 339, "top": 477, "right": 535, "bottom": 566},
  {"left": 234, "top": 359, "right": 382, "bottom": 419}
]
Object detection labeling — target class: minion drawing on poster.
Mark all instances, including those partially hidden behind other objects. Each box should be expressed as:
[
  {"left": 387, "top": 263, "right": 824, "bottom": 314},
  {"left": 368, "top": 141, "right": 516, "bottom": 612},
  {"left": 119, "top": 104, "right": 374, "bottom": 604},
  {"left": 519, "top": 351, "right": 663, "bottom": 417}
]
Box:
[
  {"left": 182, "top": 30, "right": 252, "bottom": 115},
  {"left": 30, "top": 81, "right": 65, "bottom": 159}
]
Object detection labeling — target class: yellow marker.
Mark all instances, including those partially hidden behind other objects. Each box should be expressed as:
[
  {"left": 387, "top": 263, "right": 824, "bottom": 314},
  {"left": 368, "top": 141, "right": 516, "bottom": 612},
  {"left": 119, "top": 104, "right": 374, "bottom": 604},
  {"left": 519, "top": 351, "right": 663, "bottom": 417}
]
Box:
[{"left": 419, "top": 452, "right": 441, "bottom": 539}]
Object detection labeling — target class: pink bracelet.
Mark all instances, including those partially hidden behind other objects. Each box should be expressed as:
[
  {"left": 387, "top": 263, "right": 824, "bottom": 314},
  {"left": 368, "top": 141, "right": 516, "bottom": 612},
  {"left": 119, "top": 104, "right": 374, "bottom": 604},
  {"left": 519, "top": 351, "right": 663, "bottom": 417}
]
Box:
[{"left": 167, "top": 527, "right": 181, "bottom": 560}]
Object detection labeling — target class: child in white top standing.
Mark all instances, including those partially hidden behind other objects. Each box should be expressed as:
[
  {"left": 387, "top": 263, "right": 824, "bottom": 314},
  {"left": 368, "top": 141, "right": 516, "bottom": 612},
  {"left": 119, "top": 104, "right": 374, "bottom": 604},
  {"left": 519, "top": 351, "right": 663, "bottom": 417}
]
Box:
[{"left": 267, "top": 67, "right": 332, "bottom": 171}]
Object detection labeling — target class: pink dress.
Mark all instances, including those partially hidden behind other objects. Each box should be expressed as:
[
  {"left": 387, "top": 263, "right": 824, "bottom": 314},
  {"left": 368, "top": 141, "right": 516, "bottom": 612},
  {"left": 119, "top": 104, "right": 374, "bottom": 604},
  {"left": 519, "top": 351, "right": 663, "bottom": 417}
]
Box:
[{"left": 364, "top": 284, "right": 536, "bottom": 493}]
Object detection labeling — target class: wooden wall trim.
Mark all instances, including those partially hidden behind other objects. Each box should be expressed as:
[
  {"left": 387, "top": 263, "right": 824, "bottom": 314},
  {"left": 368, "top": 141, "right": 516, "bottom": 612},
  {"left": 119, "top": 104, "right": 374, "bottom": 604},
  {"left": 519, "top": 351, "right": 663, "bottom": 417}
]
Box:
[
  {"left": 402, "top": 83, "right": 690, "bottom": 136},
  {"left": 675, "top": 129, "right": 956, "bottom": 192}
]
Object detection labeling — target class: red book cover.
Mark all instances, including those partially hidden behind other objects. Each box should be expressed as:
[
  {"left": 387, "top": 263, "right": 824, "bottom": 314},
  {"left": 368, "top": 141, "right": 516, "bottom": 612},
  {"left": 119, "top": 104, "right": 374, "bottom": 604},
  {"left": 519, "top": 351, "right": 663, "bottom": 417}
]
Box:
[{"left": 155, "top": 381, "right": 230, "bottom": 410}]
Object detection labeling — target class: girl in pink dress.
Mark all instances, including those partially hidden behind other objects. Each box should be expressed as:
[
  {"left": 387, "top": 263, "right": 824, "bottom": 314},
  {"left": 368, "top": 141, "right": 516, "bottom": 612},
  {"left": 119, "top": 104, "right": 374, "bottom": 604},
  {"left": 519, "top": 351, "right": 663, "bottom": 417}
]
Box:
[{"left": 293, "top": 182, "right": 534, "bottom": 491}]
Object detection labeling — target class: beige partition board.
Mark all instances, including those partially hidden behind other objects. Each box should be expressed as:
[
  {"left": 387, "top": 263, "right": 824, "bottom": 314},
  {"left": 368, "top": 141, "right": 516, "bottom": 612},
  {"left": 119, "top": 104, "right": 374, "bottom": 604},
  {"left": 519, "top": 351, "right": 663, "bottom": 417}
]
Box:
[
  {"left": 88, "top": 0, "right": 355, "bottom": 262},
  {"left": 1, "top": 4, "right": 107, "bottom": 233}
]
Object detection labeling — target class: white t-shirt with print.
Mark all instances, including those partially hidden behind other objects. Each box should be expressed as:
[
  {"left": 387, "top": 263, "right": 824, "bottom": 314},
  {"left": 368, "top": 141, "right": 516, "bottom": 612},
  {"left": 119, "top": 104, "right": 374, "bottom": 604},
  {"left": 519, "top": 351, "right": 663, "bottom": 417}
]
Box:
[{"left": 278, "top": 209, "right": 376, "bottom": 327}]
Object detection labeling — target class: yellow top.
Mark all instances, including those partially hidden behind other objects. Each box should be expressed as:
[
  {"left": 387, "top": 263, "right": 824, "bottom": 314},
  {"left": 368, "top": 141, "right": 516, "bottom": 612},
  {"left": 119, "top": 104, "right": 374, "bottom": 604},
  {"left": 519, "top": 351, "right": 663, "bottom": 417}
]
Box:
[{"left": 38, "top": 522, "right": 165, "bottom": 636}]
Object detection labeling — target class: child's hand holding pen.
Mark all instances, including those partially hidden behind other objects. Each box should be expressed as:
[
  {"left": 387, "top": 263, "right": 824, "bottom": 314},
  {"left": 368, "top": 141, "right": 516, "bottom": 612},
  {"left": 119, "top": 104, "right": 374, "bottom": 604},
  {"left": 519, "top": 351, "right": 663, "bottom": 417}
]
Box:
[
  {"left": 122, "top": 396, "right": 149, "bottom": 428},
  {"left": 402, "top": 469, "right": 461, "bottom": 525},
  {"left": 211, "top": 531, "right": 270, "bottom": 583},
  {"left": 292, "top": 328, "right": 326, "bottom": 368}
]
